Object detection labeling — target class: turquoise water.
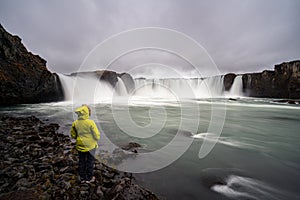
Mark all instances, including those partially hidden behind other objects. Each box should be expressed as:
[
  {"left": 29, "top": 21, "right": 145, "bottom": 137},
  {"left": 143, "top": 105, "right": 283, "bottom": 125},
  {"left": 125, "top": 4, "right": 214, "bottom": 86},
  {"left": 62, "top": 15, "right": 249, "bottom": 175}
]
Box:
[{"left": 1, "top": 98, "right": 300, "bottom": 199}]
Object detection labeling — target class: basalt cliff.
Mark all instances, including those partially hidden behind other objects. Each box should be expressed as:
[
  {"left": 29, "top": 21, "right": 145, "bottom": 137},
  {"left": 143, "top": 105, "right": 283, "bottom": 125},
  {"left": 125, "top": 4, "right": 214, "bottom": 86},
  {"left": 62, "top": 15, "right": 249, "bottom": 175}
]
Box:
[
  {"left": 1, "top": 23, "right": 299, "bottom": 105},
  {"left": 0, "top": 24, "right": 64, "bottom": 105},
  {"left": 223, "top": 60, "right": 300, "bottom": 99}
]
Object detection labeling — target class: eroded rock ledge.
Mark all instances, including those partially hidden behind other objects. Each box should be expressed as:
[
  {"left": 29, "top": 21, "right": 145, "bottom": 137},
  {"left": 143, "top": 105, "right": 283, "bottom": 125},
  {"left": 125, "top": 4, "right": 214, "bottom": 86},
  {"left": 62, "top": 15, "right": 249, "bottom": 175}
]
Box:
[
  {"left": 0, "top": 115, "right": 158, "bottom": 200},
  {"left": 224, "top": 60, "right": 300, "bottom": 99},
  {"left": 69, "top": 70, "right": 135, "bottom": 94},
  {"left": 0, "top": 24, "right": 64, "bottom": 105}
]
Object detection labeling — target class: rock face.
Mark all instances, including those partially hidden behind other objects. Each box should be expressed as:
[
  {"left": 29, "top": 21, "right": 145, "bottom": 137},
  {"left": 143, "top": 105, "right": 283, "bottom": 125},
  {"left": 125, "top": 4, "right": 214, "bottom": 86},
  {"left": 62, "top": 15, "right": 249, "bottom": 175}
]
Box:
[
  {"left": 223, "top": 73, "right": 237, "bottom": 91},
  {"left": 119, "top": 72, "right": 135, "bottom": 94},
  {"left": 224, "top": 60, "right": 300, "bottom": 98},
  {"left": 0, "top": 24, "right": 64, "bottom": 105},
  {"left": 242, "top": 61, "right": 300, "bottom": 98},
  {"left": 70, "top": 70, "right": 135, "bottom": 91},
  {"left": 95, "top": 70, "right": 119, "bottom": 87},
  {"left": 0, "top": 115, "right": 159, "bottom": 200}
]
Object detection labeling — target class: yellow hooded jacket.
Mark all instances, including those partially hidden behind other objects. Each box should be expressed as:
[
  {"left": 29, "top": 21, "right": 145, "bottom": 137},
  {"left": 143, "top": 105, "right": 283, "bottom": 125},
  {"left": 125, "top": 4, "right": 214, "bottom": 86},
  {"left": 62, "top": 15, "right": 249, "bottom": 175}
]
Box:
[{"left": 70, "top": 106, "right": 100, "bottom": 152}]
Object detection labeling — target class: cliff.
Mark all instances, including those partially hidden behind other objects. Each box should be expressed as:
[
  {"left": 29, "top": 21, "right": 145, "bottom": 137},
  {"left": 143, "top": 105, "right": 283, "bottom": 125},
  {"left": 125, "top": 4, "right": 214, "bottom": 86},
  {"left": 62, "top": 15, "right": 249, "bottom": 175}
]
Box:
[
  {"left": 1, "top": 23, "right": 299, "bottom": 103},
  {"left": 70, "top": 70, "right": 135, "bottom": 94},
  {"left": 0, "top": 24, "right": 64, "bottom": 105},
  {"left": 224, "top": 60, "right": 300, "bottom": 99}
]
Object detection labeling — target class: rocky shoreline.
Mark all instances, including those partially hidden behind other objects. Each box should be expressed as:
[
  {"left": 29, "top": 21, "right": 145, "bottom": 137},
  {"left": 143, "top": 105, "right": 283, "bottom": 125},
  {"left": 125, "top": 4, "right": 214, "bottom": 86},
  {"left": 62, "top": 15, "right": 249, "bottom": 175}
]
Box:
[{"left": 0, "top": 115, "right": 158, "bottom": 200}]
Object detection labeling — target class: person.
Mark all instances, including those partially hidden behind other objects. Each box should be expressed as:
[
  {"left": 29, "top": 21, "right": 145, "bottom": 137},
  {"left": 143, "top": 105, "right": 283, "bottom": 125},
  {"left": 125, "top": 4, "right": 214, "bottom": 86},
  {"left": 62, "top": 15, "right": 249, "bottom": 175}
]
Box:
[{"left": 70, "top": 105, "right": 100, "bottom": 183}]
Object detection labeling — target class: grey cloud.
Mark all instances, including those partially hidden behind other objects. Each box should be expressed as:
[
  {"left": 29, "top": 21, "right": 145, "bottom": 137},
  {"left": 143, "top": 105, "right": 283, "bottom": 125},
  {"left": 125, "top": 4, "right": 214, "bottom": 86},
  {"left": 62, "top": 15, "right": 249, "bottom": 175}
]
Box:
[{"left": 0, "top": 0, "right": 299, "bottom": 77}]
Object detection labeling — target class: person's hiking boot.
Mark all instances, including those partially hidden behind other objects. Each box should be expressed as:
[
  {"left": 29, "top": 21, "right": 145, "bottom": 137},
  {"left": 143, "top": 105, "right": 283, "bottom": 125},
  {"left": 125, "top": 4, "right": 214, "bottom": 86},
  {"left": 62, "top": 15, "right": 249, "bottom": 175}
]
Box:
[{"left": 86, "top": 176, "right": 95, "bottom": 183}]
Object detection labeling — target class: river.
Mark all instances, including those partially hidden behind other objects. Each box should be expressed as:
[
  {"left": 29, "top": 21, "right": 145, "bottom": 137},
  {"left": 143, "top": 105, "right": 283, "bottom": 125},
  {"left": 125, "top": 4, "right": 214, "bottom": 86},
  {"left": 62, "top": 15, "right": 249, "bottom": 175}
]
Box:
[{"left": 1, "top": 97, "right": 299, "bottom": 200}]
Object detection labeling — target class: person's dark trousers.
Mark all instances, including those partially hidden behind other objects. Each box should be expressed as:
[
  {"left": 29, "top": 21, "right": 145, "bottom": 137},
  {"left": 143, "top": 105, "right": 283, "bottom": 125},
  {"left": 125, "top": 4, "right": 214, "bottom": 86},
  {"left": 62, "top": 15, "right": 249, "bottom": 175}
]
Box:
[{"left": 78, "top": 148, "right": 96, "bottom": 181}]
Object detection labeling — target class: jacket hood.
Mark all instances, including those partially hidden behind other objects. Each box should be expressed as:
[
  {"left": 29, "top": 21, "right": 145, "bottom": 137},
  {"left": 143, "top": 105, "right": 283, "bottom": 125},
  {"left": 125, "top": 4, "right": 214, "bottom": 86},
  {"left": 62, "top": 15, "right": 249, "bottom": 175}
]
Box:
[{"left": 75, "top": 106, "right": 90, "bottom": 120}]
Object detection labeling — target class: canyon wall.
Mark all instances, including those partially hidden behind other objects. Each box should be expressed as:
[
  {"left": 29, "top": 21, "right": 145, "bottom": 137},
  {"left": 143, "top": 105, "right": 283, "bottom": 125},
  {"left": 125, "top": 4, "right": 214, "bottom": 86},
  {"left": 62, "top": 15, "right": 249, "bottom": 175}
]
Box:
[
  {"left": 0, "top": 24, "right": 64, "bottom": 105},
  {"left": 223, "top": 60, "right": 300, "bottom": 99}
]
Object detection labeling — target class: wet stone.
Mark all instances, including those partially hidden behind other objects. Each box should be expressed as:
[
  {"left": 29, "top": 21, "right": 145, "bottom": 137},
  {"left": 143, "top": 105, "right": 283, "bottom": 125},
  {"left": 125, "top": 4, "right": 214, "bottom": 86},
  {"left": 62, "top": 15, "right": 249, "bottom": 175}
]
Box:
[{"left": 0, "top": 115, "right": 159, "bottom": 200}]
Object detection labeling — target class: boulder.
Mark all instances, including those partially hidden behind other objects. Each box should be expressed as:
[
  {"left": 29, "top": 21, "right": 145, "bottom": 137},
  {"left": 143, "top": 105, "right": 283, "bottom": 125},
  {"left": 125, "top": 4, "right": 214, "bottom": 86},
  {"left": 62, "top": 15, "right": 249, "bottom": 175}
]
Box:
[
  {"left": 108, "top": 177, "right": 158, "bottom": 200},
  {"left": 121, "top": 142, "right": 142, "bottom": 153},
  {"left": 0, "top": 24, "right": 64, "bottom": 105}
]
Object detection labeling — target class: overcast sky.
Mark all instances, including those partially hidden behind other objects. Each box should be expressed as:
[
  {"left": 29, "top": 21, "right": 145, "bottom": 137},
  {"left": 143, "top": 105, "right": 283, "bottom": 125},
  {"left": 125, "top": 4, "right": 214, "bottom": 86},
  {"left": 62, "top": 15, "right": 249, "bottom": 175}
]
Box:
[{"left": 0, "top": 0, "right": 299, "bottom": 77}]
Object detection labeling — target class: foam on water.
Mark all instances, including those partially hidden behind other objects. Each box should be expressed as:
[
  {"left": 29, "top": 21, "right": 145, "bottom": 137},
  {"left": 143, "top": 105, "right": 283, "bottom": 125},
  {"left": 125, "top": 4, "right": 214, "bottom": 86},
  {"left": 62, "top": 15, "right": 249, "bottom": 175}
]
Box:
[
  {"left": 211, "top": 175, "right": 293, "bottom": 200},
  {"left": 212, "top": 184, "right": 256, "bottom": 200},
  {"left": 191, "top": 132, "right": 264, "bottom": 150},
  {"left": 194, "top": 99, "right": 300, "bottom": 110}
]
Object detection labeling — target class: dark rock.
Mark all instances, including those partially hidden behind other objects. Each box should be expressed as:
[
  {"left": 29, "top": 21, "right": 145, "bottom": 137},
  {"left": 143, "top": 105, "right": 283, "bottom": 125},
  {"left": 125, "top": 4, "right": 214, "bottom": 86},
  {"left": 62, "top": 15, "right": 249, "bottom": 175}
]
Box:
[
  {"left": 96, "top": 186, "right": 104, "bottom": 197},
  {"left": 0, "top": 115, "right": 159, "bottom": 199},
  {"left": 223, "top": 73, "right": 237, "bottom": 91},
  {"left": 35, "top": 164, "right": 52, "bottom": 172},
  {"left": 108, "top": 177, "right": 158, "bottom": 200},
  {"left": 14, "top": 178, "right": 32, "bottom": 189},
  {"left": 273, "top": 99, "right": 300, "bottom": 104},
  {"left": 0, "top": 24, "right": 64, "bottom": 105},
  {"left": 222, "top": 60, "right": 300, "bottom": 99},
  {"left": 70, "top": 70, "right": 119, "bottom": 88},
  {"left": 0, "top": 189, "right": 40, "bottom": 200},
  {"left": 228, "top": 98, "right": 237, "bottom": 101},
  {"left": 242, "top": 60, "right": 300, "bottom": 98},
  {"left": 276, "top": 99, "right": 289, "bottom": 103},
  {"left": 70, "top": 70, "right": 135, "bottom": 91},
  {"left": 27, "top": 135, "right": 41, "bottom": 141},
  {"left": 96, "top": 70, "right": 119, "bottom": 87},
  {"left": 118, "top": 72, "right": 135, "bottom": 94},
  {"left": 288, "top": 100, "right": 296, "bottom": 104},
  {"left": 121, "top": 142, "right": 142, "bottom": 150}
]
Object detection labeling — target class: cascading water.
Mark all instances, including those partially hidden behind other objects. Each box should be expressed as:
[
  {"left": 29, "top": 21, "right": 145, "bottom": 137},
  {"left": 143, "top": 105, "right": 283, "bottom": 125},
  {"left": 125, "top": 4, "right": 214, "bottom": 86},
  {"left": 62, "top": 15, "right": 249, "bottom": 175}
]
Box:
[
  {"left": 134, "top": 79, "right": 176, "bottom": 99},
  {"left": 194, "top": 76, "right": 224, "bottom": 98},
  {"left": 227, "top": 75, "right": 244, "bottom": 97},
  {"left": 133, "top": 76, "right": 225, "bottom": 99},
  {"left": 247, "top": 74, "right": 252, "bottom": 89},
  {"left": 58, "top": 73, "right": 240, "bottom": 102},
  {"left": 116, "top": 77, "right": 128, "bottom": 96},
  {"left": 58, "top": 74, "right": 115, "bottom": 103}
]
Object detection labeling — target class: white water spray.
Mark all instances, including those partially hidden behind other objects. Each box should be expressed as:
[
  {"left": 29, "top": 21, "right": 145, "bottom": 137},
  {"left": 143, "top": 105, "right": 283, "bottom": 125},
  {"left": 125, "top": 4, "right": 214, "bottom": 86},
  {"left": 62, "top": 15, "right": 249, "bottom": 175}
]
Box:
[
  {"left": 133, "top": 76, "right": 225, "bottom": 99},
  {"left": 116, "top": 77, "right": 128, "bottom": 96},
  {"left": 227, "top": 76, "right": 244, "bottom": 97},
  {"left": 58, "top": 74, "right": 114, "bottom": 104},
  {"left": 58, "top": 74, "right": 241, "bottom": 102}
]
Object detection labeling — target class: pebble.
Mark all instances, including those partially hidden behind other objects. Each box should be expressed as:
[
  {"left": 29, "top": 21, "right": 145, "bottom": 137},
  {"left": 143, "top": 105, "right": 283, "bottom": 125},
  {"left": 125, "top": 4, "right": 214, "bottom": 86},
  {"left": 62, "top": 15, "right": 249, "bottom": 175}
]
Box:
[{"left": 0, "top": 115, "right": 159, "bottom": 199}]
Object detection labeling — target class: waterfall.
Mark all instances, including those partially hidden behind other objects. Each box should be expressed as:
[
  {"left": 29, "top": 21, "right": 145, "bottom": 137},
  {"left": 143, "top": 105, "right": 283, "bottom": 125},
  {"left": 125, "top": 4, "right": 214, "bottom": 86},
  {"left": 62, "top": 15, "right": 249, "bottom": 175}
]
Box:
[
  {"left": 195, "top": 76, "right": 224, "bottom": 98},
  {"left": 58, "top": 74, "right": 75, "bottom": 101},
  {"left": 58, "top": 73, "right": 235, "bottom": 102},
  {"left": 247, "top": 74, "right": 252, "bottom": 89},
  {"left": 133, "top": 76, "right": 224, "bottom": 99},
  {"left": 116, "top": 77, "right": 128, "bottom": 96},
  {"left": 58, "top": 74, "right": 114, "bottom": 103},
  {"left": 227, "top": 75, "right": 244, "bottom": 97},
  {"left": 134, "top": 79, "right": 176, "bottom": 99}
]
